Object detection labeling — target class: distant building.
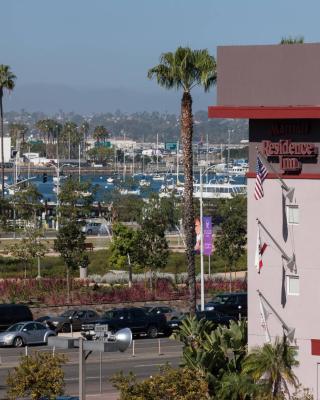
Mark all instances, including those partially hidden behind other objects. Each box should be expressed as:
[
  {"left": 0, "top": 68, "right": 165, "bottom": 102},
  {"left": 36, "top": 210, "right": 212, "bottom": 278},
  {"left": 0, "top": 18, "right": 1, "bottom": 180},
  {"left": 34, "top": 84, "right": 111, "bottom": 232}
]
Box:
[{"left": 0, "top": 136, "right": 11, "bottom": 162}]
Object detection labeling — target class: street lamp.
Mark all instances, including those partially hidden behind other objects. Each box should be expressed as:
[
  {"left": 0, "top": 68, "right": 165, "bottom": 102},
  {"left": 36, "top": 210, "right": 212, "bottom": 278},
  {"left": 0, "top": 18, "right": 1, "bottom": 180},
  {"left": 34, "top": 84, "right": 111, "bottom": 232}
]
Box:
[
  {"left": 199, "top": 164, "right": 216, "bottom": 311},
  {"left": 48, "top": 327, "right": 132, "bottom": 400}
]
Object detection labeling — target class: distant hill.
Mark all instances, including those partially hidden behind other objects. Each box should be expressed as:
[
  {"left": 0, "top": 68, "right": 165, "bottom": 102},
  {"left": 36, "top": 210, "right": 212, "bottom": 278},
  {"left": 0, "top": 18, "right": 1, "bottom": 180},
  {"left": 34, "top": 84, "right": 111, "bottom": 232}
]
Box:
[{"left": 5, "top": 106, "right": 248, "bottom": 145}]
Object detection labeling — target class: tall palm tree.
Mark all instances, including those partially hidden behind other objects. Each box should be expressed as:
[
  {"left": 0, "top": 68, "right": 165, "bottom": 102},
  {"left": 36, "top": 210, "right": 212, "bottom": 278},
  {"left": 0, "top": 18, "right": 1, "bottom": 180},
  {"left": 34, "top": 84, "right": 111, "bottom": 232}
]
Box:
[
  {"left": 243, "top": 336, "right": 299, "bottom": 398},
  {"left": 148, "top": 47, "right": 216, "bottom": 312},
  {"left": 0, "top": 65, "right": 16, "bottom": 197},
  {"left": 79, "top": 121, "right": 90, "bottom": 159}
]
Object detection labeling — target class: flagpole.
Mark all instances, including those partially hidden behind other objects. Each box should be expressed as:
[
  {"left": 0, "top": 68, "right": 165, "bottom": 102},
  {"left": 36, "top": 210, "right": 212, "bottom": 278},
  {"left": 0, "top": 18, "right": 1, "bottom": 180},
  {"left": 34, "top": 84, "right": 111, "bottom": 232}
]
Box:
[
  {"left": 256, "top": 218, "right": 295, "bottom": 269},
  {"left": 256, "top": 147, "right": 295, "bottom": 201},
  {"left": 257, "top": 290, "right": 295, "bottom": 341}
]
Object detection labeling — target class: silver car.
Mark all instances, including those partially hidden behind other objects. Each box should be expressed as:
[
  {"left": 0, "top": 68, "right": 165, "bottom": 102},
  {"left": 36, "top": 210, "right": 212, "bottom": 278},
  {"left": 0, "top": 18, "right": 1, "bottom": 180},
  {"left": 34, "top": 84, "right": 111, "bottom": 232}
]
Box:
[{"left": 0, "top": 321, "right": 56, "bottom": 347}]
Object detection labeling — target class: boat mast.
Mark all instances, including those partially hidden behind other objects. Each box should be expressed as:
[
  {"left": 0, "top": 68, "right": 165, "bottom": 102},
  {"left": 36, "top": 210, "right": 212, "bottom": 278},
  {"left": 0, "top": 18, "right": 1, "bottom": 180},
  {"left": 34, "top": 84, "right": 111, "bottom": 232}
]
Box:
[
  {"left": 206, "top": 133, "right": 209, "bottom": 184},
  {"left": 176, "top": 140, "right": 179, "bottom": 185},
  {"left": 156, "top": 132, "right": 159, "bottom": 172},
  {"left": 227, "top": 129, "right": 231, "bottom": 183},
  {"left": 78, "top": 142, "right": 81, "bottom": 183}
]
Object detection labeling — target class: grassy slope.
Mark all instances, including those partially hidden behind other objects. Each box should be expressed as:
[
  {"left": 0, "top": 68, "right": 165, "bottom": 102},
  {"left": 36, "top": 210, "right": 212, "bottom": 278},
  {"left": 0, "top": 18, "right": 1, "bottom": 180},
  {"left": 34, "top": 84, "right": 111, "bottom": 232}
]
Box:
[{"left": 0, "top": 250, "right": 247, "bottom": 279}]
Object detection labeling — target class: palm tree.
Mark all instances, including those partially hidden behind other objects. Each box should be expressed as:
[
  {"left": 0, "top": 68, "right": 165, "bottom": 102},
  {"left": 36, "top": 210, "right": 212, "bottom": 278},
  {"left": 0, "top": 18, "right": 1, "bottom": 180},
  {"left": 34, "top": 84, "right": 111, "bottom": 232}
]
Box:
[
  {"left": 0, "top": 65, "right": 16, "bottom": 197},
  {"left": 62, "top": 121, "right": 78, "bottom": 159},
  {"left": 148, "top": 47, "right": 216, "bottom": 312},
  {"left": 79, "top": 121, "right": 89, "bottom": 159},
  {"left": 242, "top": 336, "right": 299, "bottom": 398},
  {"left": 93, "top": 125, "right": 109, "bottom": 143}
]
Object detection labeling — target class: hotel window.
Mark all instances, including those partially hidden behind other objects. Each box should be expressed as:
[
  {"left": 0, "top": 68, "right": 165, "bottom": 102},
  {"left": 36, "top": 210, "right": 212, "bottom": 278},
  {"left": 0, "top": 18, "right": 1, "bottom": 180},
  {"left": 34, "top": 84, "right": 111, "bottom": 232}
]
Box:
[
  {"left": 286, "top": 205, "right": 299, "bottom": 225},
  {"left": 287, "top": 275, "right": 299, "bottom": 296}
]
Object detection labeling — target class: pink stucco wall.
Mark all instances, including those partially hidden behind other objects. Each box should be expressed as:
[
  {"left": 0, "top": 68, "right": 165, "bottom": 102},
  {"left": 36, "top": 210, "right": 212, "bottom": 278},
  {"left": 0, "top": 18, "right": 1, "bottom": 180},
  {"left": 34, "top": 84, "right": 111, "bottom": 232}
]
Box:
[{"left": 248, "top": 177, "right": 320, "bottom": 397}]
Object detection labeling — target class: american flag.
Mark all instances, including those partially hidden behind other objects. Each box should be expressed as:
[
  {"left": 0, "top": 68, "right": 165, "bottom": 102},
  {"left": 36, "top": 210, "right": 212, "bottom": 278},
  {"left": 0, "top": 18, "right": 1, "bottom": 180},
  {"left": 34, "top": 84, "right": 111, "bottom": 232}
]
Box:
[{"left": 254, "top": 156, "right": 268, "bottom": 200}]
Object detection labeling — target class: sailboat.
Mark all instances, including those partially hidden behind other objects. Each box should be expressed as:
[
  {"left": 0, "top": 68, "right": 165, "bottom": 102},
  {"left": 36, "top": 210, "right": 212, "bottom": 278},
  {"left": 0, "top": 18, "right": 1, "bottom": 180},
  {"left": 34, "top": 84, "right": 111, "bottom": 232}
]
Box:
[{"left": 151, "top": 133, "right": 165, "bottom": 181}]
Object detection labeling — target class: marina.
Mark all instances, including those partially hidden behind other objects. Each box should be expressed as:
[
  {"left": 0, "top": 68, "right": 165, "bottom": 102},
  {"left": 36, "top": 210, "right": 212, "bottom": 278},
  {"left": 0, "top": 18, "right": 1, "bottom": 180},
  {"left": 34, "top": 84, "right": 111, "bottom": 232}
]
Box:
[{"left": 2, "top": 169, "right": 247, "bottom": 202}]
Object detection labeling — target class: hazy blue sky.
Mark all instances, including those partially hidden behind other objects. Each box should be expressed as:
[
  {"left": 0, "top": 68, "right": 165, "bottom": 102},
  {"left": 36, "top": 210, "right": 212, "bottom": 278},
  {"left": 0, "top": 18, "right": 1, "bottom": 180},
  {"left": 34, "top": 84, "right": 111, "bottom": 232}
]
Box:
[{"left": 1, "top": 0, "right": 318, "bottom": 113}]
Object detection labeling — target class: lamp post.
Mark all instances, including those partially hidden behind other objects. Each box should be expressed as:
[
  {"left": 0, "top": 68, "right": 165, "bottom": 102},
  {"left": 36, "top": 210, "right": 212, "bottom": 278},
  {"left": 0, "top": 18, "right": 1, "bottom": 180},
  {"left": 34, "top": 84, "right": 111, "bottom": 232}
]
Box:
[{"left": 199, "top": 164, "right": 215, "bottom": 311}]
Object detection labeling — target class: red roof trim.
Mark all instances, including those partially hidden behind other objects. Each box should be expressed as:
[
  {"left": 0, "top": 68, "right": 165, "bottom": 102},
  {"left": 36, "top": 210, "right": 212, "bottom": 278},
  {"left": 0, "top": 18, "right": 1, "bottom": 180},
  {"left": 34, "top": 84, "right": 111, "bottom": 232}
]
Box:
[
  {"left": 247, "top": 172, "right": 320, "bottom": 179},
  {"left": 208, "top": 106, "right": 320, "bottom": 119}
]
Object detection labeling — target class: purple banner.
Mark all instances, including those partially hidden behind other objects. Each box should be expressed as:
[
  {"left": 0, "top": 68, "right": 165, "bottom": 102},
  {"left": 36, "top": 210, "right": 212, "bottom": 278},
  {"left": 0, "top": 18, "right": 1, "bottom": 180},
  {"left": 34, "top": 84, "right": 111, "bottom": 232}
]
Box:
[{"left": 203, "top": 216, "right": 213, "bottom": 256}]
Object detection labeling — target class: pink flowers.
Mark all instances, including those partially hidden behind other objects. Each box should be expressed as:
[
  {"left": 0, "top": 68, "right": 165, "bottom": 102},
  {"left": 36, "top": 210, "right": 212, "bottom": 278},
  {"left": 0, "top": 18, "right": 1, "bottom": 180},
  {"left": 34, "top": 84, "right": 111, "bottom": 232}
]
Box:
[{"left": 0, "top": 277, "right": 247, "bottom": 306}]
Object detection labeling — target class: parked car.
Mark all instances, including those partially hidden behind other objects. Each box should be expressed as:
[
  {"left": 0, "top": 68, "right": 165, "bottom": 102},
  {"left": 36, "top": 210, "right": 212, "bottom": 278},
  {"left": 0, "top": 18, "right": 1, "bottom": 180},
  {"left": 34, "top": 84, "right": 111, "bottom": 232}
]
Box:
[
  {"left": 204, "top": 292, "right": 247, "bottom": 318},
  {"left": 167, "top": 314, "right": 188, "bottom": 331},
  {"left": 168, "top": 311, "right": 235, "bottom": 332},
  {"left": 196, "top": 310, "right": 236, "bottom": 326},
  {"left": 46, "top": 309, "right": 100, "bottom": 332},
  {"left": 81, "top": 307, "right": 169, "bottom": 339},
  {"left": 0, "top": 304, "right": 33, "bottom": 332},
  {"left": 81, "top": 222, "right": 107, "bottom": 235},
  {"left": 0, "top": 321, "right": 56, "bottom": 347},
  {"left": 146, "top": 306, "right": 182, "bottom": 321},
  {"left": 35, "top": 315, "right": 51, "bottom": 325}
]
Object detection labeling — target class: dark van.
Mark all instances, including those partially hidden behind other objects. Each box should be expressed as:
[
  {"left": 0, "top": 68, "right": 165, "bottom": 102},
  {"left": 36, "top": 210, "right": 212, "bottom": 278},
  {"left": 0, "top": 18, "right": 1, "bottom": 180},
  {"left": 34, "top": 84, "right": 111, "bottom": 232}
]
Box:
[{"left": 0, "top": 304, "right": 33, "bottom": 331}]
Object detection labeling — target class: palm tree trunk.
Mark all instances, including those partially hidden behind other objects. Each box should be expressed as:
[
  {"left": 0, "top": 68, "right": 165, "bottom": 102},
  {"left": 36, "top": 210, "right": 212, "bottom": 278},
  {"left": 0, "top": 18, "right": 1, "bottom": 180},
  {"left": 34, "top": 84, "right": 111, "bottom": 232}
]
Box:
[
  {"left": 0, "top": 90, "right": 5, "bottom": 199},
  {"left": 272, "top": 374, "right": 281, "bottom": 398},
  {"left": 181, "top": 91, "right": 196, "bottom": 314}
]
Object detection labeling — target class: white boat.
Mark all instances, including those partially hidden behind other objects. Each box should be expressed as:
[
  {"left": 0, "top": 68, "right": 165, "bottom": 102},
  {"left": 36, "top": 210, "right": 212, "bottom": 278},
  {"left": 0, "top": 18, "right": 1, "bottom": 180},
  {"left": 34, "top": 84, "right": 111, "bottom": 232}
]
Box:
[
  {"left": 193, "top": 181, "right": 247, "bottom": 199},
  {"left": 119, "top": 189, "right": 141, "bottom": 196},
  {"left": 74, "top": 191, "right": 92, "bottom": 197},
  {"left": 106, "top": 177, "right": 114, "bottom": 184},
  {"left": 139, "top": 179, "right": 150, "bottom": 187},
  {"left": 228, "top": 165, "right": 248, "bottom": 176},
  {"left": 53, "top": 175, "right": 67, "bottom": 184},
  {"left": 152, "top": 174, "right": 165, "bottom": 181}
]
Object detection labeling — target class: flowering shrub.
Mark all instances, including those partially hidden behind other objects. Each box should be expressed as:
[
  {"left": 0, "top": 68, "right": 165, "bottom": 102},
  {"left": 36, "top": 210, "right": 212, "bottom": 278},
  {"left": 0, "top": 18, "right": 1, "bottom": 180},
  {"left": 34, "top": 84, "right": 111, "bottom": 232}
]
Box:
[{"left": 0, "top": 276, "right": 246, "bottom": 306}]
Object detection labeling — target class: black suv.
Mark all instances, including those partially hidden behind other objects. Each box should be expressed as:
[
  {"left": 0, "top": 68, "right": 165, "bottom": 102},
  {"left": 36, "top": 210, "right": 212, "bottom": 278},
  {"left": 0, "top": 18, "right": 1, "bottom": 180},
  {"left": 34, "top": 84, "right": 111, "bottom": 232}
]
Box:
[
  {"left": 81, "top": 307, "right": 169, "bottom": 339},
  {"left": 0, "top": 304, "right": 33, "bottom": 331},
  {"left": 204, "top": 292, "right": 247, "bottom": 318}
]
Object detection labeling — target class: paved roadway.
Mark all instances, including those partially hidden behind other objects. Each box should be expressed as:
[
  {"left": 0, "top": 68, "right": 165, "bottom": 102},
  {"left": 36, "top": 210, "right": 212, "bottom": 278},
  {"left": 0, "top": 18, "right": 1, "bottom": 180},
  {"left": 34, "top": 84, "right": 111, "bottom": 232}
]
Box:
[{"left": 0, "top": 338, "right": 183, "bottom": 398}]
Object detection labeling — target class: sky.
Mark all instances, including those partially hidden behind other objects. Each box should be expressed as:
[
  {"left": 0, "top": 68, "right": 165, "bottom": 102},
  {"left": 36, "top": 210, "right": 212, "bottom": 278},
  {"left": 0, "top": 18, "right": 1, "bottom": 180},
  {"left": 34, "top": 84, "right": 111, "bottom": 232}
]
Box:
[{"left": 1, "top": 0, "right": 319, "bottom": 114}]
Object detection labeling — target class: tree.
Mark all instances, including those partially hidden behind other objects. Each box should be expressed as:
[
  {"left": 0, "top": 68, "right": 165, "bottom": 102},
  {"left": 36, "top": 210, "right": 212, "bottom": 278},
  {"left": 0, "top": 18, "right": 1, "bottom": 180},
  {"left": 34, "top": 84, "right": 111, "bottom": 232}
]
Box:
[
  {"left": 58, "top": 177, "right": 94, "bottom": 223},
  {"left": 9, "top": 123, "right": 28, "bottom": 146},
  {"left": 141, "top": 193, "right": 181, "bottom": 231},
  {"left": 109, "top": 223, "right": 140, "bottom": 286},
  {"left": 0, "top": 65, "right": 16, "bottom": 197},
  {"left": 112, "top": 366, "right": 209, "bottom": 400},
  {"left": 280, "top": 36, "right": 304, "bottom": 44},
  {"left": 79, "top": 120, "right": 90, "bottom": 159},
  {"left": 148, "top": 47, "right": 217, "bottom": 313},
  {"left": 11, "top": 183, "right": 42, "bottom": 225},
  {"left": 93, "top": 125, "right": 109, "bottom": 143},
  {"left": 35, "top": 119, "right": 62, "bottom": 157},
  {"left": 6, "top": 227, "right": 47, "bottom": 278},
  {"left": 54, "top": 221, "right": 89, "bottom": 302},
  {"left": 6, "top": 352, "right": 66, "bottom": 400},
  {"left": 135, "top": 216, "right": 169, "bottom": 281},
  {"left": 215, "top": 196, "right": 247, "bottom": 290},
  {"left": 243, "top": 336, "right": 299, "bottom": 398},
  {"left": 0, "top": 196, "right": 11, "bottom": 231},
  {"left": 61, "top": 121, "right": 79, "bottom": 159},
  {"left": 87, "top": 146, "right": 113, "bottom": 164},
  {"left": 173, "top": 316, "right": 247, "bottom": 397},
  {"left": 110, "top": 193, "right": 144, "bottom": 223}
]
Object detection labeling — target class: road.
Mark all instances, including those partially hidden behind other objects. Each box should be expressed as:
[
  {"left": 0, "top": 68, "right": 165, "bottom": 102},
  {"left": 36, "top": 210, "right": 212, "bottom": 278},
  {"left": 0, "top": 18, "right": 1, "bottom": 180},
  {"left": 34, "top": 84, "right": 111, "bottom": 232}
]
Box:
[{"left": 0, "top": 338, "right": 183, "bottom": 398}]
